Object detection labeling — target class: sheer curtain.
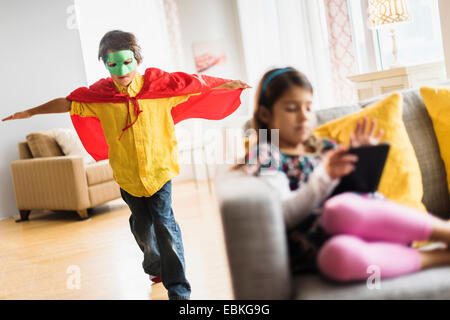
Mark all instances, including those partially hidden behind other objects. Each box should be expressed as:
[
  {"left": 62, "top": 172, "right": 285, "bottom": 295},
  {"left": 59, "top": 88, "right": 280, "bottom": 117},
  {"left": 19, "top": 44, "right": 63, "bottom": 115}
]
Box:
[
  {"left": 236, "top": 0, "right": 335, "bottom": 110},
  {"left": 324, "top": 0, "right": 358, "bottom": 105}
]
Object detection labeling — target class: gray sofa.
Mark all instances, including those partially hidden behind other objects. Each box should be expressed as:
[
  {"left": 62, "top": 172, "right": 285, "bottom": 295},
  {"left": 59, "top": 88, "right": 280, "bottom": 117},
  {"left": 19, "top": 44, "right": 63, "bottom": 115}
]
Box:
[{"left": 216, "top": 83, "right": 450, "bottom": 299}]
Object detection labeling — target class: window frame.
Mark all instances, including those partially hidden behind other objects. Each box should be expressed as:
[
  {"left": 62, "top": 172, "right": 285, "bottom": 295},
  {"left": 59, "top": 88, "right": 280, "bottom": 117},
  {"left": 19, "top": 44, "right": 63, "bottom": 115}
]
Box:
[{"left": 348, "top": 0, "right": 444, "bottom": 73}]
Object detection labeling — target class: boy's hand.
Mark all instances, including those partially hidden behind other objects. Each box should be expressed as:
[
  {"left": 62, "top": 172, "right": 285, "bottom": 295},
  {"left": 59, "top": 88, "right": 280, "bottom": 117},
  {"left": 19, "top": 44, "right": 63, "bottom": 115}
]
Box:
[
  {"left": 322, "top": 145, "right": 359, "bottom": 180},
  {"left": 2, "top": 110, "right": 32, "bottom": 121},
  {"left": 213, "top": 80, "right": 252, "bottom": 90},
  {"left": 350, "top": 117, "right": 384, "bottom": 148}
]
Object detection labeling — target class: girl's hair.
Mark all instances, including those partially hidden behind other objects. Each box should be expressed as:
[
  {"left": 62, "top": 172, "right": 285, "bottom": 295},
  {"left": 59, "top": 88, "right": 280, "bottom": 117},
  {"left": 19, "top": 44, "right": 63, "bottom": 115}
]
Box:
[
  {"left": 234, "top": 67, "right": 323, "bottom": 170},
  {"left": 98, "top": 30, "right": 143, "bottom": 64}
]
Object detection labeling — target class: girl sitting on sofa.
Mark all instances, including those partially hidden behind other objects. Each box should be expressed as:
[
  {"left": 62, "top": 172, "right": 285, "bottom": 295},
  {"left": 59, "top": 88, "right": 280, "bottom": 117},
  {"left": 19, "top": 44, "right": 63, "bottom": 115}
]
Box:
[{"left": 239, "top": 67, "right": 450, "bottom": 282}]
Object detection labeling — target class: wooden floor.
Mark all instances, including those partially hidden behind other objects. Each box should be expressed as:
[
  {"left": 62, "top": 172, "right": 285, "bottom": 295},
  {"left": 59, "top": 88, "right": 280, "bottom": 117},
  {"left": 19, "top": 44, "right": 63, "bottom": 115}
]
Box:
[{"left": 0, "top": 180, "right": 233, "bottom": 300}]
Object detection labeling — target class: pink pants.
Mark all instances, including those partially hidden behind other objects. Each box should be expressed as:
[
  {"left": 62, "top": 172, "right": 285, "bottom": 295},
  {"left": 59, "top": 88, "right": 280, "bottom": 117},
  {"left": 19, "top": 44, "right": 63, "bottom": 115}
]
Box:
[{"left": 317, "top": 193, "right": 435, "bottom": 282}]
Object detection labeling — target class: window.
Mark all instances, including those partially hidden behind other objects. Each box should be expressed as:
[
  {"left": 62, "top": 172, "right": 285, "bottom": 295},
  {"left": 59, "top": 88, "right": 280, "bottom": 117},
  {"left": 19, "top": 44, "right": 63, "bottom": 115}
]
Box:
[{"left": 348, "top": 0, "right": 444, "bottom": 72}]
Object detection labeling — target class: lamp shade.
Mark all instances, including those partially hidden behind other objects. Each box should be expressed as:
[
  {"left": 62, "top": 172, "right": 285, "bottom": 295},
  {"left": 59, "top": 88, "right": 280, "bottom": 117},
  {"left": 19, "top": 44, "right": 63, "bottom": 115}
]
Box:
[{"left": 368, "top": 0, "right": 411, "bottom": 29}]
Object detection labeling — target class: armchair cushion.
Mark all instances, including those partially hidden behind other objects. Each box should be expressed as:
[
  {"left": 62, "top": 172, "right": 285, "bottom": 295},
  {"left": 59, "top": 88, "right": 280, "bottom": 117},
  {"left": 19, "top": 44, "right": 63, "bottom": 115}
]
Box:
[
  {"left": 26, "top": 132, "right": 64, "bottom": 158},
  {"left": 53, "top": 128, "right": 95, "bottom": 165},
  {"left": 85, "top": 160, "right": 113, "bottom": 186}
]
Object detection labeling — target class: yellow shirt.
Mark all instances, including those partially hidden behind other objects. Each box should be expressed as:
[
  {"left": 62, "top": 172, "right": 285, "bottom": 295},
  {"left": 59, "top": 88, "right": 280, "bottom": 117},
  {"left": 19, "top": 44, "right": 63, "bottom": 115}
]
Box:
[{"left": 70, "top": 72, "right": 194, "bottom": 197}]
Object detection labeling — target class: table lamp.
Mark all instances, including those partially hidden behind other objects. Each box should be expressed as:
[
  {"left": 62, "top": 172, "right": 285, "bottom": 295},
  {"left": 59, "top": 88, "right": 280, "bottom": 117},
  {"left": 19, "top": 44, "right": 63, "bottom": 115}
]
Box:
[{"left": 368, "top": 0, "right": 412, "bottom": 68}]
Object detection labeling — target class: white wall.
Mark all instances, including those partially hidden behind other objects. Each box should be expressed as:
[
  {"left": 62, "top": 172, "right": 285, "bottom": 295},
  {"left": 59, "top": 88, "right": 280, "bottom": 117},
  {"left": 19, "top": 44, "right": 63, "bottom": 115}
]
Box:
[
  {"left": 0, "top": 0, "right": 250, "bottom": 218},
  {"left": 75, "top": 0, "right": 175, "bottom": 85},
  {"left": 176, "top": 0, "right": 246, "bottom": 78},
  {"left": 0, "top": 0, "right": 87, "bottom": 219},
  {"left": 175, "top": 0, "right": 250, "bottom": 121},
  {"left": 173, "top": 0, "right": 250, "bottom": 182}
]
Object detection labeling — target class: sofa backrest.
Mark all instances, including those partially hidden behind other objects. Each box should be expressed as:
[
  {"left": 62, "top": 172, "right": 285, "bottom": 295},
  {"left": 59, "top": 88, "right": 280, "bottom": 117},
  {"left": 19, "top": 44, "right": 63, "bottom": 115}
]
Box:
[{"left": 316, "top": 82, "right": 450, "bottom": 218}]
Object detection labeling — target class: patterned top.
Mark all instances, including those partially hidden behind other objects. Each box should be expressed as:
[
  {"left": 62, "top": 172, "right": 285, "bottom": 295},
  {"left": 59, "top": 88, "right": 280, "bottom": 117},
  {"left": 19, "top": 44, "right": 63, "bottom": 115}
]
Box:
[
  {"left": 281, "top": 139, "right": 338, "bottom": 191},
  {"left": 245, "top": 138, "right": 339, "bottom": 274}
]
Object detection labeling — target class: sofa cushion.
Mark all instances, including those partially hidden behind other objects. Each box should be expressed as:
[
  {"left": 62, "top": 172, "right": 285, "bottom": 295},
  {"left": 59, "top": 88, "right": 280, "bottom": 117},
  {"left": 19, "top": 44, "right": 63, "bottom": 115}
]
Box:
[
  {"left": 315, "top": 104, "right": 361, "bottom": 125},
  {"left": 361, "top": 88, "right": 450, "bottom": 219},
  {"left": 420, "top": 86, "right": 450, "bottom": 206},
  {"left": 26, "top": 132, "right": 64, "bottom": 158},
  {"left": 53, "top": 128, "right": 95, "bottom": 165},
  {"left": 294, "top": 266, "right": 450, "bottom": 300},
  {"left": 316, "top": 88, "right": 450, "bottom": 219},
  {"left": 85, "top": 160, "right": 113, "bottom": 186},
  {"left": 314, "top": 93, "right": 426, "bottom": 211},
  {"left": 18, "top": 141, "right": 33, "bottom": 159}
]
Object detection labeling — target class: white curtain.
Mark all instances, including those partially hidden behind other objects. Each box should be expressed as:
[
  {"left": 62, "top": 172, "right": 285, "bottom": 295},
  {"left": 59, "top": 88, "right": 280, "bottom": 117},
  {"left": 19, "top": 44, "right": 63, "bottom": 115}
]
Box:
[
  {"left": 74, "top": 0, "right": 179, "bottom": 85},
  {"left": 236, "top": 0, "right": 335, "bottom": 110}
]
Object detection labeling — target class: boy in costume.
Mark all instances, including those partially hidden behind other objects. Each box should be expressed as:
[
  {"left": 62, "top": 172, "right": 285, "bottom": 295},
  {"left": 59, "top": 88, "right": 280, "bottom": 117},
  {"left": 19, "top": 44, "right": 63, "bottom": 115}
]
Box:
[{"left": 3, "top": 30, "right": 249, "bottom": 300}]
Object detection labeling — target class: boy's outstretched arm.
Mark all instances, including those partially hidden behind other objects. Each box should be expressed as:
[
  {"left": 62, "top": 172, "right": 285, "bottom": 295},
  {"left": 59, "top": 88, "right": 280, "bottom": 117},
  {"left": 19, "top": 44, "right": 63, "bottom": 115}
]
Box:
[
  {"left": 2, "top": 98, "right": 72, "bottom": 121},
  {"left": 212, "top": 80, "right": 251, "bottom": 90},
  {"left": 166, "top": 71, "right": 251, "bottom": 94}
]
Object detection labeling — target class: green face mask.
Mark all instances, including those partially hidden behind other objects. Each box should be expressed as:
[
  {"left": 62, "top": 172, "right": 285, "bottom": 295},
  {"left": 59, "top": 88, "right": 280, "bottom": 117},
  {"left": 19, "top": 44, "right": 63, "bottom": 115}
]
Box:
[{"left": 105, "top": 50, "right": 137, "bottom": 76}]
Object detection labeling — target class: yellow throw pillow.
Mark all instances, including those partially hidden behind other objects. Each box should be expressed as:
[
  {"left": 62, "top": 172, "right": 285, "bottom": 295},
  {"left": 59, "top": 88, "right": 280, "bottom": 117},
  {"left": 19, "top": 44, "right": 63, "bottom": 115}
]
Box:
[
  {"left": 421, "top": 86, "right": 450, "bottom": 196},
  {"left": 314, "top": 93, "right": 426, "bottom": 212}
]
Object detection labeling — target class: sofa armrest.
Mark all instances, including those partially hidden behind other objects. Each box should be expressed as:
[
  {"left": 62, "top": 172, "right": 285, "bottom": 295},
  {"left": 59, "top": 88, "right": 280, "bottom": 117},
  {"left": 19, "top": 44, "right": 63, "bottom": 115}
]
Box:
[
  {"left": 215, "top": 170, "right": 292, "bottom": 299},
  {"left": 10, "top": 156, "right": 91, "bottom": 211}
]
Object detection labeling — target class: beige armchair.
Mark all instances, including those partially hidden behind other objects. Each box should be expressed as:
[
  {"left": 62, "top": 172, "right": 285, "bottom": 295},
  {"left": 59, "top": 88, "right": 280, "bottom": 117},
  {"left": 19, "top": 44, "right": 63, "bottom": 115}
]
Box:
[{"left": 10, "top": 129, "right": 121, "bottom": 222}]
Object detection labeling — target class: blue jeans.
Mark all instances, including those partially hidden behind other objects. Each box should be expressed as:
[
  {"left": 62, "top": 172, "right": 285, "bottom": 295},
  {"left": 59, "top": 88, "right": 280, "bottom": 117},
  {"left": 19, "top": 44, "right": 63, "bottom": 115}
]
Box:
[{"left": 120, "top": 180, "right": 191, "bottom": 300}]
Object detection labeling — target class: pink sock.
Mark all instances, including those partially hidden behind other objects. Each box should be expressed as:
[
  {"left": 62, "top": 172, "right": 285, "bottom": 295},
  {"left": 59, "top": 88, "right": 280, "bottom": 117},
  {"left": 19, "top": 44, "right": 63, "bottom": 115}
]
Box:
[
  {"left": 317, "top": 235, "right": 422, "bottom": 282},
  {"left": 320, "top": 193, "right": 434, "bottom": 244}
]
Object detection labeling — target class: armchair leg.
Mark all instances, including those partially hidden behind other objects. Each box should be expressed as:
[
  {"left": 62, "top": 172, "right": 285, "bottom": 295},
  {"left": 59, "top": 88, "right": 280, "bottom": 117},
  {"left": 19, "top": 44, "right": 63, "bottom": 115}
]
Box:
[
  {"left": 76, "top": 209, "right": 89, "bottom": 220},
  {"left": 16, "top": 210, "right": 31, "bottom": 223}
]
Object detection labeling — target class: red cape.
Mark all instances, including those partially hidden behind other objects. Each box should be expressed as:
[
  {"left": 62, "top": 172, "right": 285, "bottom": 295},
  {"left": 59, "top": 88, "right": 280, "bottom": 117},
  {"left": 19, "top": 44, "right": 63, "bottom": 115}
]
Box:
[{"left": 67, "top": 68, "right": 243, "bottom": 161}]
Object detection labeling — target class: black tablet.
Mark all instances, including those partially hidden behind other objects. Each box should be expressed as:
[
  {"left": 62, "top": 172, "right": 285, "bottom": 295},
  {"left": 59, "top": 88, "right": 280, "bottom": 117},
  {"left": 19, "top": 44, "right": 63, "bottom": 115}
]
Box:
[{"left": 330, "top": 143, "right": 390, "bottom": 196}]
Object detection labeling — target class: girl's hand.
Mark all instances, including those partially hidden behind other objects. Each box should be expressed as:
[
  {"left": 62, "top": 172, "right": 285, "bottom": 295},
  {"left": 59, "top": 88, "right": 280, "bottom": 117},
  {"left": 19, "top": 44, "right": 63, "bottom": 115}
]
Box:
[
  {"left": 322, "top": 145, "right": 359, "bottom": 180},
  {"left": 350, "top": 117, "right": 384, "bottom": 148},
  {"left": 2, "top": 110, "right": 32, "bottom": 121},
  {"left": 213, "top": 80, "right": 252, "bottom": 90}
]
